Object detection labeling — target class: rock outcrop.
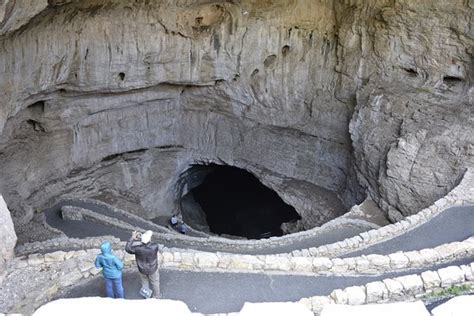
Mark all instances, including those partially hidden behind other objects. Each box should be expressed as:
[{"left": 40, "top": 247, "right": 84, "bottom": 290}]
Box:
[
  {"left": 0, "top": 0, "right": 471, "bottom": 231},
  {"left": 0, "top": 195, "right": 17, "bottom": 283}
]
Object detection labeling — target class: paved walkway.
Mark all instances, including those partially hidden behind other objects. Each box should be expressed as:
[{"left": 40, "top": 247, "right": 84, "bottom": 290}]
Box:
[
  {"left": 46, "top": 203, "right": 474, "bottom": 313},
  {"left": 61, "top": 257, "right": 473, "bottom": 314},
  {"left": 43, "top": 200, "right": 370, "bottom": 255},
  {"left": 344, "top": 206, "right": 474, "bottom": 257}
]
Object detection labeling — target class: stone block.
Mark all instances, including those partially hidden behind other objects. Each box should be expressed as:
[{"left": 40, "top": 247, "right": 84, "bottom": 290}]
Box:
[
  {"left": 330, "top": 289, "right": 348, "bottom": 304},
  {"left": 383, "top": 279, "right": 404, "bottom": 297},
  {"left": 217, "top": 255, "right": 231, "bottom": 269},
  {"left": 312, "top": 257, "right": 332, "bottom": 271},
  {"left": 438, "top": 266, "right": 465, "bottom": 287},
  {"left": 419, "top": 248, "right": 440, "bottom": 262},
  {"left": 355, "top": 257, "right": 370, "bottom": 272},
  {"left": 436, "top": 242, "right": 469, "bottom": 258},
  {"left": 460, "top": 265, "right": 473, "bottom": 281},
  {"left": 44, "top": 251, "right": 66, "bottom": 263},
  {"left": 366, "top": 281, "right": 388, "bottom": 303},
  {"left": 277, "top": 256, "right": 292, "bottom": 271},
  {"left": 291, "top": 257, "right": 313, "bottom": 272},
  {"left": 331, "top": 258, "right": 348, "bottom": 273},
  {"left": 421, "top": 270, "right": 441, "bottom": 289},
  {"left": 395, "top": 275, "right": 424, "bottom": 295},
  {"left": 264, "top": 256, "right": 281, "bottom": 270},
  {"left": 179, "top": 252, "right": 195, "bottom": 269},
  {"left": 309, "top": 296, "right": 333, "bottom": 312},
  {"left": 388, "top": 252, "right": 410, "bottom": 269},
  {"left": 404, "top": 251, "right": 424, "bottom": 267},
  {"left": 27, "top": 254, "right": 44, "bottom": 266},
  {"left": 195, "top": 253, "right": 218, "bottom": 269},
  {"left": 366, "top": 254, "right": 390, "bottom": 268},
  {"left": 344, "top": 286, "right": 366, "bottom": 305}
]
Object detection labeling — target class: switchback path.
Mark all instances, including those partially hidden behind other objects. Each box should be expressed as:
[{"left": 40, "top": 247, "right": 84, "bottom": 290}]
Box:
[
  {"left": 61, "top": 257, "right": 473, "bottom": 314},
  {"left": 47, "top": 204, "right": 474, "bottom": 313},
  {"left": 43, "top": 200, "right": 370, "bottom": 255}
]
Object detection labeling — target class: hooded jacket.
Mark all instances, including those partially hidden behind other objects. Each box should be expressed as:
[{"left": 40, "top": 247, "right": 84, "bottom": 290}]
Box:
[
  {"left": 95, "top": 241, "right": 124, "bottom": 279},
  {"left": 125, "top": 238, "right": 159, "bottom": 275}
]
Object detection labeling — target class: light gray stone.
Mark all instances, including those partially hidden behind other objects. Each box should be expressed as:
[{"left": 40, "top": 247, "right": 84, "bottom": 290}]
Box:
[
  {"left": 330, "top": 289, "right": 348, "bottom": 304},
  {"left": 312, "top": 257, "right": 333, "bottom": 271},
  {"left": 344, "top": 286, "right": 366, "bottom": 305},
  {"left": 366, "top": 281, "right": 389, "bottom": 303},
  {"left": 395, "top": 275, "right": 424, "bottom": 295},
  {"left": 388, "top": 253, "right": 410, "bottom": 269},
  {"left": 437, "top": 266, "right": 465, "bottom": 287},
  {"left": 0, "top": 195, "right": 16, "bottom": 281},
  {"left": 331, "top": 258, "right": 348, "bottom": 273},
  {"left": 421, "top": 270, "right": 441, "bottom": 289},
  {"left": 195, "top": 252, "right": 219, "bottom": 269},
  {"left": 291, "top": 257, "right": 313, "bottom": 272},
  {"left": 383, "top": 279, "right": 404, "bottom": 297}
]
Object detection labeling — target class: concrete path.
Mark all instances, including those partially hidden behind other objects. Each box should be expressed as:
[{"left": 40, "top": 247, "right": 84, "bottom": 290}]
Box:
[
  {"left": 60, "top": 257, "right": 473, "bottom": 314},
  {"left": 344, "top": 206, "right": 474, "bottom": 257},
  {"left": 45, "top": 203, "right": 474, "bottom": 313},
  {"left": 43, "top": 200, "right": 370, "bottom": 255}
]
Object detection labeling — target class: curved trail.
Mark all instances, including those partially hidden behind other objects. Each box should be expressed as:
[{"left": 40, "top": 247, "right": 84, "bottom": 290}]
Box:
[
  {"left": 47, "top": 204, "right": 474, "bottom": 313},
  {"left": 43, "top": 200, "right": 369, "bottom": 255}
]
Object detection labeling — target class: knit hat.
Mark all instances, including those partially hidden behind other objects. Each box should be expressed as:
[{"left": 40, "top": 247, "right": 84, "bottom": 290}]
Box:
[{"left": 141, "top": 230, "right": 153, "bottom": 244}]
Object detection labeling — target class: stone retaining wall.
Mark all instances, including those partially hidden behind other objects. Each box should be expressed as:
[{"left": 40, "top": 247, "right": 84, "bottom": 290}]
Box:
[
  {"left": 18, "top": 236, "right": 473, "bottom": 277},
  {"left": 33, "top": 169, "right": 473, "bottom": 258},
  {"left": 299, "top": 264, "right": 474, "bottom": 315},
  {"left": 3, "top": 245, "right": 473, "bottom": 315},
  {"left": 158, "top": 237, "right": 474, "bottom": 275},
  {"left": 300, "top": 168, "right": 474, "bottom": 258}
]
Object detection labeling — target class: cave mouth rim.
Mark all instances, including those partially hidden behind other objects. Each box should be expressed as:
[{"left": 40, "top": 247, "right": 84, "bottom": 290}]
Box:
[{"left": 177, "top": 162, "right": 302, "bottom": 240}]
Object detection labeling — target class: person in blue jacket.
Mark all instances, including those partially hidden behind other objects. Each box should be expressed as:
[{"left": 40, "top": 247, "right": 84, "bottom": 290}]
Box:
[{"left": 95, "top": 240, "right": 124, "bottom": 298}]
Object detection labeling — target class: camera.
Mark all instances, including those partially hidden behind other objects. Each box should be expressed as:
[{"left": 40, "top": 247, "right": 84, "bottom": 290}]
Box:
[{"left": 133, "top": 231, "right": 142, "bottom": 240}]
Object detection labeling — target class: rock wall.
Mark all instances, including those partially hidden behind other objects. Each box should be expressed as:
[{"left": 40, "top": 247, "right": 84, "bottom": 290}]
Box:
[
  {"left": 340, "top": 0, "right": 473, "bottom": 219},
  {"left": 0, "top": 195, "right": 17, "bottom": 283},
  {"left": 0, "top": 0, "right": 472, "bottom": 228}
]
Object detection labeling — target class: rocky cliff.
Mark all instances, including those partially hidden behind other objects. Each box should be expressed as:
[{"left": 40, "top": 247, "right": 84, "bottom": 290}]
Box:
[{"left": 0, "top": 0, "right": 472, "bottom": 229}]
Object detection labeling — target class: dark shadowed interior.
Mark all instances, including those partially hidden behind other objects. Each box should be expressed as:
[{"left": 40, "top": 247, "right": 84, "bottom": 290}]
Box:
[{"left": 181, "top": 164, "right": 301, "bottom": 239}]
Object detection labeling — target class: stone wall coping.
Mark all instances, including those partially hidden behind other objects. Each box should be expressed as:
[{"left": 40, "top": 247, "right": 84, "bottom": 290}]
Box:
[
  {"left": 14, "top": 235, "right": 474, "bottom": 277},
  {"left": 299, "top": 263, "right": 474, "bottom": 315},
  {"left": 302, "top": 168, "right": 474, "bottom": 258},
  {"left": 33, "top": 168, "right": 473, "bottom": 258},
  {"left": 6, "top": 244, "right": 473, "bottom": 315},
  {"left": 21, "top": 169, "right": 473, "bottom": 260}
]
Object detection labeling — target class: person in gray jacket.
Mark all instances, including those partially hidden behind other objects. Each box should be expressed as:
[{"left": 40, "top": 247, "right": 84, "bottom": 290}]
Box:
[{"left": 125, "top": 230, "right": 160, "bottom": 298}]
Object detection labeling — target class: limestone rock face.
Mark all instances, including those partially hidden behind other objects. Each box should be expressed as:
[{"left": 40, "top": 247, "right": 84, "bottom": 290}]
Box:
[
  {"left": 0, "top": 195, "right": 17, "bottom": 281},
  {"left": 0, "top": 0, "right": 472, "bottom": 228},
  {"left": 344, "top": 1, "right": 473, "bottom": 218}
]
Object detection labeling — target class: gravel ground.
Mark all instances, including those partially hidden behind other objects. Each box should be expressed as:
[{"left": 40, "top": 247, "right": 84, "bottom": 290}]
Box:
[{"left": 15, "top": 213, "right": 63, "bottom": 245}]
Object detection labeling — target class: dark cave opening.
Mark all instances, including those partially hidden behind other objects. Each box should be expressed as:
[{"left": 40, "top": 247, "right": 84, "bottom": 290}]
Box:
[{"left": 180, "top": 164, "right": 301, "bottom": 239}]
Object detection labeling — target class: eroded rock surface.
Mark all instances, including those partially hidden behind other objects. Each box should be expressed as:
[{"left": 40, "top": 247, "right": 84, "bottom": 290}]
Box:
[
  {"left": 0, "top": 0, "right": 472, "bottom": 233},
  {"left": 0, "top": 195, "right": 17, "bottom": 283}
]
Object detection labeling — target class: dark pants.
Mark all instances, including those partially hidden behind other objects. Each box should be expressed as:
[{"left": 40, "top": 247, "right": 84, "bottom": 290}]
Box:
[
  {"left": 104, "top": 277, "right": 124, "bottom": 298},
  {"left": 139, "top": 270, "right": 160, "bottom": 298}
]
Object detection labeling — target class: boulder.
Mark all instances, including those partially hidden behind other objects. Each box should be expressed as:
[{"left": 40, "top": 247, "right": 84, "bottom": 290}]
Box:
[{"left": 0, "top": 195, "right": 17, "bottom": 283}]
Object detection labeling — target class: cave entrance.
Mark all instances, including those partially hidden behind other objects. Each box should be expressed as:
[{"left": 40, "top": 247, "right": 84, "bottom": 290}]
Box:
[{"left": 180, "top": 164, "right": 301, "bottom": 239}]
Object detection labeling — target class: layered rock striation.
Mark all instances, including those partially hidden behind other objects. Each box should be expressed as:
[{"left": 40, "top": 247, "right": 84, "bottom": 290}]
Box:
[{"left": 0, "top": 0, "right": 472, "bottom": 232}]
